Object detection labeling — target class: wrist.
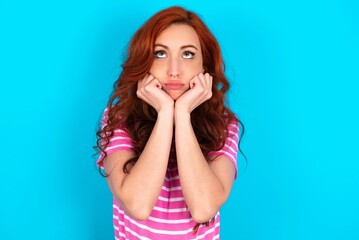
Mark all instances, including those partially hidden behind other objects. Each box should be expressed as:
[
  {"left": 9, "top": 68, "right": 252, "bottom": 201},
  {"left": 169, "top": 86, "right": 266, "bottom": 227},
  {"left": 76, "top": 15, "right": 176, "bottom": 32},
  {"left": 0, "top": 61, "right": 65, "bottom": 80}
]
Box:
[
  {"left": 174, "top": 107, "right": 191, "bottom": 122},
  {"left": 158, "top": 104, "right": 174, "bottom": 118},
  {"left": 174, "top": 102, "right": 191, "bottom": 114}
]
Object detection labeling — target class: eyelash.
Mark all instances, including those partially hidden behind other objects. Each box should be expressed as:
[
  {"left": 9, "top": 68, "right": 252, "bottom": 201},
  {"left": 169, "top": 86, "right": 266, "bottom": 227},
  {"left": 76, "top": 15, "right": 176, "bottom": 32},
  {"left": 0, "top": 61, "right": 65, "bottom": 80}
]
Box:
[
  {"left": 183, "top": 51, "right": 195, "bottom": 59},
  {"left": 153, "top": 50, "right": 196, "bottom": 59},
  {"left": 154, "top": 50, "right": 166, "bottom": 58}
]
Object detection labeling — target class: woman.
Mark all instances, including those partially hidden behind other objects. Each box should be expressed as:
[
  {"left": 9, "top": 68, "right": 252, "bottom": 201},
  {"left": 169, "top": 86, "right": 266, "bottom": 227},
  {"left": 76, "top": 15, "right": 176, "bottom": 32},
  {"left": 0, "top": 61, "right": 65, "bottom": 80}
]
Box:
[{"left": 95, "top": 6, "right": 245, "bottom": 239}]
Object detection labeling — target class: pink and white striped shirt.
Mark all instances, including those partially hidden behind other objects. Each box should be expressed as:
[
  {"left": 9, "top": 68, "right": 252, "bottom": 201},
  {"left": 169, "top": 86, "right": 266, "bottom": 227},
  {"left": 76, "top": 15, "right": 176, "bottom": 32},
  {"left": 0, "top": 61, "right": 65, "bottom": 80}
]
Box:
[{"left": 97, "top": 108, "right": 240, "bottom": 239}]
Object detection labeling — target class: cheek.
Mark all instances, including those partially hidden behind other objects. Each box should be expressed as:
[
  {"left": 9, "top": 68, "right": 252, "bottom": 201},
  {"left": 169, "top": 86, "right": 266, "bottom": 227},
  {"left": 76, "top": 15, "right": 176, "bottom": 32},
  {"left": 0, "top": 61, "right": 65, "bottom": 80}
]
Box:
[
  {"left": 149, "top": 62, "right": 160, "bottom": 74},
  {"left": 186, "top": 55, "right": 203, "bottom": 73},
  {"left": 182, "top": 62, "right": 203, "bottom": 78},
  {"left": 149, "top": 63, "right": 166, "bottom": 80}
]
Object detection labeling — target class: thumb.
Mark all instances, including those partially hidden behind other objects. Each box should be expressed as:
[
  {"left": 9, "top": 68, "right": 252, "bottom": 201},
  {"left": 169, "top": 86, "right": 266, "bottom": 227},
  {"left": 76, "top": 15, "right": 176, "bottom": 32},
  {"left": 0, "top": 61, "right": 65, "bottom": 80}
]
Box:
[
  {"left": 153, "top": 79, "right": 162, "bottom": 89},
  {"left": 189, "top": 79, "right": 196, "bottom": 89}
]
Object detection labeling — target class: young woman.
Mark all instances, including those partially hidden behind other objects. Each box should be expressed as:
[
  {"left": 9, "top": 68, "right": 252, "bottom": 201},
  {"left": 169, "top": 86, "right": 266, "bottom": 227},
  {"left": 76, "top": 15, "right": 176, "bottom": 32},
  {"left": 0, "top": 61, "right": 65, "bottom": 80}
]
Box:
[{"left": 95, "top": 6, "right": 245, "bottom": 239}]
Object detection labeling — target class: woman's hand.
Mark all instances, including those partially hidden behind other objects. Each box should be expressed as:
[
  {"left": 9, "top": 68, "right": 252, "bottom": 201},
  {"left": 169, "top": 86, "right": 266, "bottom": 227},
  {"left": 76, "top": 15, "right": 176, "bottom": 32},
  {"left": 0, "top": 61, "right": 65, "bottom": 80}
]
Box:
[
  {"left": 175, "top": 73, "right": 213, "bottom": 114},
  {"left": 137, "top": 74, "right": 174, "bottom": 113}
]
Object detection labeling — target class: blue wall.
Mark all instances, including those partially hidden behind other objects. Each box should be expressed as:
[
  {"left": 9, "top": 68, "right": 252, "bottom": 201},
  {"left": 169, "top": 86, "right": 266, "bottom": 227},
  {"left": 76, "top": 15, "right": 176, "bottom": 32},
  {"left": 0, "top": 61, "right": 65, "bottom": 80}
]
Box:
[{"left": 1, "top": 0, "right": 358, "bottom": 239}]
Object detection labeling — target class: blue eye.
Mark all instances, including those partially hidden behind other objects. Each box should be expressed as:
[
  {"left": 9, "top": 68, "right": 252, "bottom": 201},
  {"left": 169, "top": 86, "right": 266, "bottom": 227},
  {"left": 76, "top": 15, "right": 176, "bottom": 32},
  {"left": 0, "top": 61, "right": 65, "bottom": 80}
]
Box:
[
  {"left": 183, "top": 51, "right": 195, "bottom": 59},
  {"left": 154, "top": 50, "right": 166, "bottom": 58}
]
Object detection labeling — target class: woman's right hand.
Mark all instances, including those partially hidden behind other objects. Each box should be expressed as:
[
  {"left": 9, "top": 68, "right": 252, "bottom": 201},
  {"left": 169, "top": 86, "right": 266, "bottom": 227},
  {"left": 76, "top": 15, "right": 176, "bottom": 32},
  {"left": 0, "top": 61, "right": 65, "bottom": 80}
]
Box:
[{"left": 137, "top": 74, "right": 174, "bottom": 113}]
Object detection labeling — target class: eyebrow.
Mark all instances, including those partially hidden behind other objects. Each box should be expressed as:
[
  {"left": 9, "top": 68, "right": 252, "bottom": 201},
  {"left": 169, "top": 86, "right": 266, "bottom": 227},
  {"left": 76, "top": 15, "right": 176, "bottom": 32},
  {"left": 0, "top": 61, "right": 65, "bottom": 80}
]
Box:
[{"left": 154, "top": 43, "right": 198, "bottom": 51}]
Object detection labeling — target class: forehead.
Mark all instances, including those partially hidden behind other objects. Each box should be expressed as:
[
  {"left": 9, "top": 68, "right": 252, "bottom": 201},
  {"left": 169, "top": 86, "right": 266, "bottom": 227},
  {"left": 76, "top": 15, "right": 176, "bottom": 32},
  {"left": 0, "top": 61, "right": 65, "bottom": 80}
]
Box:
[{"left": 155, "top": 24, "right": 201, "bottom": 49}]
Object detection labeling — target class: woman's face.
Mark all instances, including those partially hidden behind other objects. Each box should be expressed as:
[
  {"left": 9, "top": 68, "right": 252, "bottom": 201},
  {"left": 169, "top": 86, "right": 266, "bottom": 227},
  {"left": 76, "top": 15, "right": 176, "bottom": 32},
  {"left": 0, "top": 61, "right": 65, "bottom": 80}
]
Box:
[{"left": 149, "top": 24, "right": 204, "bottom": 100}]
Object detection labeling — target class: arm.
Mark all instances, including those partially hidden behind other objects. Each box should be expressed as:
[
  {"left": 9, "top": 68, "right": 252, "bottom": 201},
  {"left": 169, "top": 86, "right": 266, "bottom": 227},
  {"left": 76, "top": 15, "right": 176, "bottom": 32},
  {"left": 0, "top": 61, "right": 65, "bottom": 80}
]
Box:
[
  {"left": 175, "top": 73, "right": 236, "bottom": 223},
  {"left": 103, "top": 74, "right": 174, "bottom": 220}
]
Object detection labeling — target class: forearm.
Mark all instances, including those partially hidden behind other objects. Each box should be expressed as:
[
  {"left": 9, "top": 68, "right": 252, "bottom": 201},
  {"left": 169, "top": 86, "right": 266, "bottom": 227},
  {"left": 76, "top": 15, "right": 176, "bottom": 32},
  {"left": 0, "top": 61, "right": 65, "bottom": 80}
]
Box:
[
  {"left": 175, "top": 110, "right": 226, "bottom": 223},
  {"left": 119, "top": 108, "right": 173, "bottom": 218}
]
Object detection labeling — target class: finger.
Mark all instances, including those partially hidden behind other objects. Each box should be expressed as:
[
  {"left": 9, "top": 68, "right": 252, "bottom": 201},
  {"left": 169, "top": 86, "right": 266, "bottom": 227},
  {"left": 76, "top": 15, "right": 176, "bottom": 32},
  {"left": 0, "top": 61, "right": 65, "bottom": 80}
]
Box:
[
  {"left": 204, "top": 73, "right": 210, "bottom": 80},
  {"left": 140, "top": 74, "right": 154, "bottom": 89},
  {"left": 205, "top": 74, "right": 213, "bottom": 99},
  {"left": 197, "top": 73, "right": 211, "bottom": 99},
  {"left": 197, "top": 72, "right": 204, "bottom": 81},
  {"left": 142, "top": 73, "right": 149, "bottom": 80},
  {"left": 144, "top": 74, "right": 155, "bottom": 85},
  {"left": 138, "top": 74, "right": 150, "bottom": 88},
  {"left": 204, "top": 73, "right": 213, "bottom": 88},
  {"left": 189, "top": 79, "right": 195, "bottom": 89},
  {"left": 190, "top": 76, "right": 199, "bottom": 89},
  {"left": 140, "top": 75, "right": 157, "bottom": 94},
  {"left": 151, "top": 79, "right": 162, "bottom": 89},
  {"left": 196, "top": 73, "right": 206, "bottom": 88},
  {"left": 137, "top": 79, "right": 143, "bottom": 91}
]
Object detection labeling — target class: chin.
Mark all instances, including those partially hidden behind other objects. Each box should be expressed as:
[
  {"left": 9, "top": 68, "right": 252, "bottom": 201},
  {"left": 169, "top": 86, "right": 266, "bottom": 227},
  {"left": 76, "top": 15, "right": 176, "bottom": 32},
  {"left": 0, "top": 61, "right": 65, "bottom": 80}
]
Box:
[
  {"left": 171, "top": 95, "right": 180, "bottom": 101},
  {"left": 169, "top": 92, "right": 184, "bottom": 101},
  {"left": 164, "top": 90, "right": 180, "bottom": 100}
]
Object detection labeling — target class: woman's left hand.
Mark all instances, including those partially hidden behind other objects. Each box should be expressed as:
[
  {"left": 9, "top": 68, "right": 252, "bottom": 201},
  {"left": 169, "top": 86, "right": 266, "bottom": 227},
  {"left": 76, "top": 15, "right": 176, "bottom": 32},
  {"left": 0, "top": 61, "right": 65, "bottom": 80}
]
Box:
[{"left": 175, "top": 73, "right": 213, "bottom": 114}]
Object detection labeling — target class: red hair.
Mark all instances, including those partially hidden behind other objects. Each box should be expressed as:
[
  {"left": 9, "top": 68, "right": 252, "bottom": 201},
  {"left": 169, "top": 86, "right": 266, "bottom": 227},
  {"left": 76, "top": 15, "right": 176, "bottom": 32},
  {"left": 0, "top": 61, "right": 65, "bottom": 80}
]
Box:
[
  {"left": 96, "top": 6, "right": 242, "bottom": 169},
  {"left": 95, "top": 5, "right": 244, "bottom": 227}
]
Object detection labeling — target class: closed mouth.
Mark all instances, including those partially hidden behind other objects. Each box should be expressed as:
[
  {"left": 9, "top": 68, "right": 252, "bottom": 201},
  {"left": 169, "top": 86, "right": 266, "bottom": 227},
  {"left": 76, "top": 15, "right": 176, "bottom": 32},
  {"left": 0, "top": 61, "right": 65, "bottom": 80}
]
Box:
[{"left": 165, "top": 83, "right": 185, "bottom": 90}]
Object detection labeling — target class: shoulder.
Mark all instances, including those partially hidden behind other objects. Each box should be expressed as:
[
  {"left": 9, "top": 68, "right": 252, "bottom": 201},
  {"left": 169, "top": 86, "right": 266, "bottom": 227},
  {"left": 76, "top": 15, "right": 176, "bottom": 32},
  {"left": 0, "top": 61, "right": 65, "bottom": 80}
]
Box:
[{"left": 222, "top": 112, "right": 240, "bottom": 133}]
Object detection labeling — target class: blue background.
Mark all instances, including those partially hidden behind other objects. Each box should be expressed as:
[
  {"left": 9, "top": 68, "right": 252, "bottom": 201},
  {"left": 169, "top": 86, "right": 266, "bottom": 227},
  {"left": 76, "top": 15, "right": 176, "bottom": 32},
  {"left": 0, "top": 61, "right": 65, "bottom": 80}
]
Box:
[{"left": 1, "top": 0, "right": 358, "bottom": 239}]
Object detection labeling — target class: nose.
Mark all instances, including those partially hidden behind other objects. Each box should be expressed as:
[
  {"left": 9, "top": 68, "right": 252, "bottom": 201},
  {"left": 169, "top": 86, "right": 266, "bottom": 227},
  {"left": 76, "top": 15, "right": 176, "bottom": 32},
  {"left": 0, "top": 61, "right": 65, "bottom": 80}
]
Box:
[{"left": 167, "top": 57, "right": 180, "bottom": 77}]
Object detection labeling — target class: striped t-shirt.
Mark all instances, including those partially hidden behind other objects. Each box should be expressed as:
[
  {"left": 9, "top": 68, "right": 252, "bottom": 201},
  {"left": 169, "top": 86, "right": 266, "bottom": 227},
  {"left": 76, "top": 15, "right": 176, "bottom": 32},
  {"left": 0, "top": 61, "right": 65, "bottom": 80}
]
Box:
[{"left": 97, "top": 109, "right": 240, "bottom": 239}]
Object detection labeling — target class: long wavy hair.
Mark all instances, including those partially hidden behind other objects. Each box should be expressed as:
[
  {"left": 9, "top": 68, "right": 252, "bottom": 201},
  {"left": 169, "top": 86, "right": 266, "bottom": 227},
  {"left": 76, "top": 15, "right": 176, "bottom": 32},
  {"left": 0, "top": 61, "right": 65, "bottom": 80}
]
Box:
[
  {"left": 95, "top": 5, "right": 246, "bottom": 229},
  {"left": 96, "top": 6, "right": 245, "bottom": 171}
]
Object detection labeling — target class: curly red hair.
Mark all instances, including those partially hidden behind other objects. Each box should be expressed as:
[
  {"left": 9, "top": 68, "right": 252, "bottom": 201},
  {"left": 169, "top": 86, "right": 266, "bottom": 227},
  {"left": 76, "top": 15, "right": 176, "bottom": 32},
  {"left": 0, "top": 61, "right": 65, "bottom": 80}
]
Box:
[{"left": 95, "top": 6, "right": 243, "bottom": 174}]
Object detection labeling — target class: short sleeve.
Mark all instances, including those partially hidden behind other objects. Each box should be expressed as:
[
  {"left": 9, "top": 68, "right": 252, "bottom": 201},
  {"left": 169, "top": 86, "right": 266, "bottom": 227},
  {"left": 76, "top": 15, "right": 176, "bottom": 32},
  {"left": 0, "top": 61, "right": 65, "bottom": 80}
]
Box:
[
  {"left": 96, "top": 108, "right": 135, "bottom": 168},
  {"left": 208, "top": 120, "right": 240, "bottom": 179}
]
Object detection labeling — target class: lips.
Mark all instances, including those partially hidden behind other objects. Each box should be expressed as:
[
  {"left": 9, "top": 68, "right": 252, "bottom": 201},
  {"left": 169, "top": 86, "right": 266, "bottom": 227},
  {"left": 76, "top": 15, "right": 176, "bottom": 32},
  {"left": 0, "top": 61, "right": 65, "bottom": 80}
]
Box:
[{"left": 164, "top": 82, "right": 185, "bottom": 90}]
